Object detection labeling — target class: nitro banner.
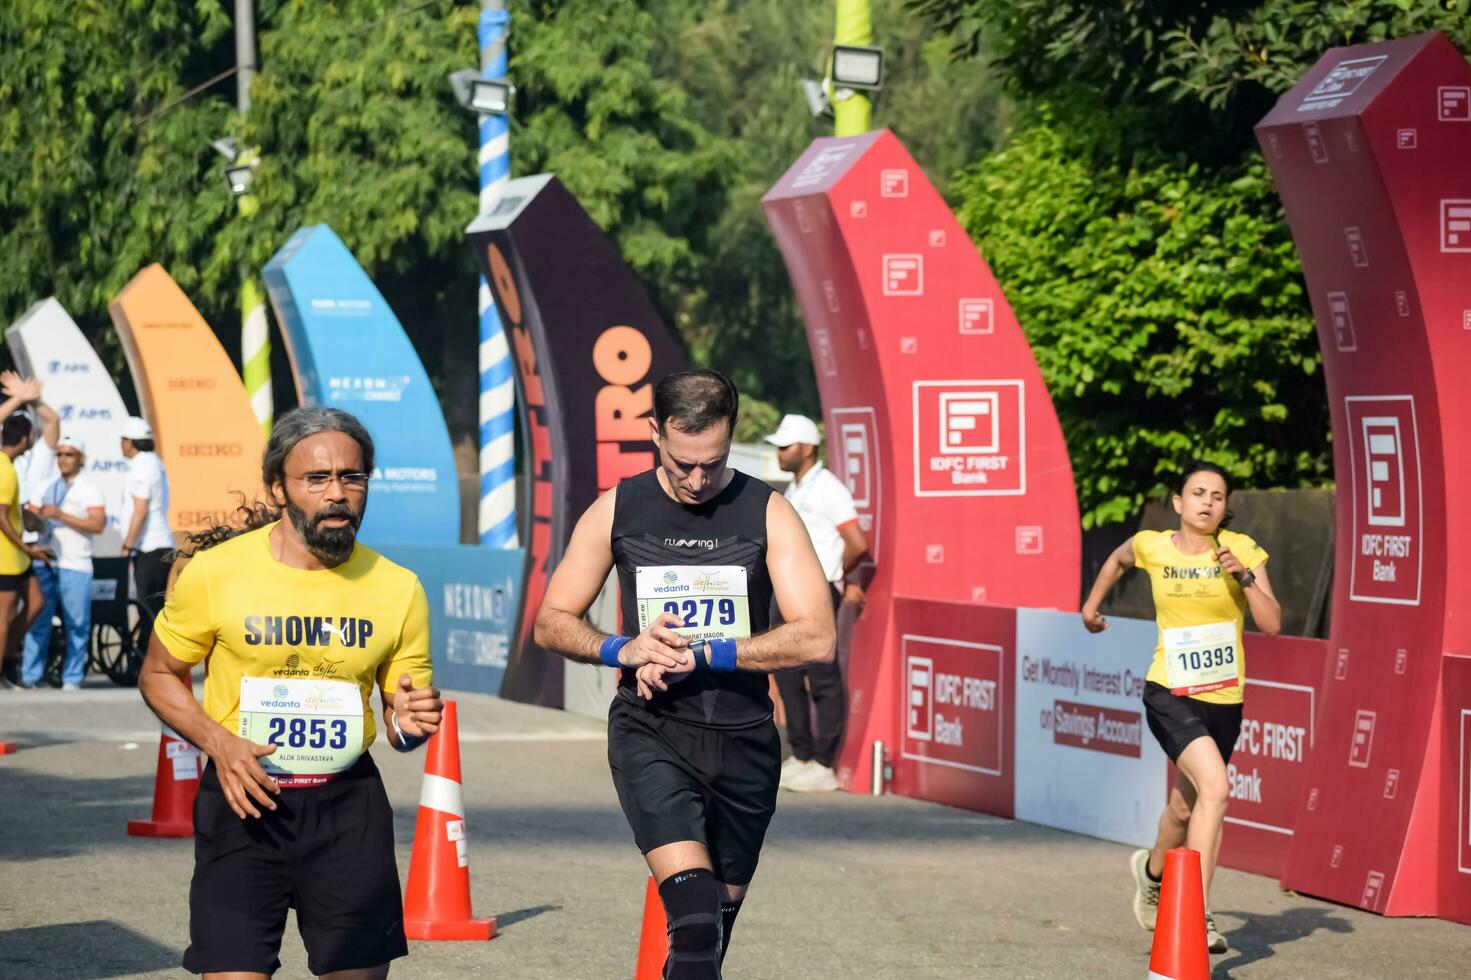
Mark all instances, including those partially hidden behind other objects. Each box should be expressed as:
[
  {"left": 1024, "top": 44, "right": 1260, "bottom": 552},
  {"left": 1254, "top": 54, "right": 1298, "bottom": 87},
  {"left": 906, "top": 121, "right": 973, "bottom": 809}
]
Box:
[
  {"left": 372, "top": 543, "right": 523, "bottom": 697},
  {"left": 263, "top": 226, "right": 459, "bottom": 545},
  {"left": 107, "top": 265, "right": 265, "bottom": 535},
  {"left": 1014, "top": 610, "right": 1166, "bottom": 847},
  {"left": 5, "top": 298, "right": 131, "bottom": 553},
  {"left": 1257, "top": 32, "right": 1471, "bottom": 916},
  {"left": 466, "top": 176, "right": 686, "bottom": 707},
  {"left": 763, "top": 130, "right": 1081, "bottom": 791}
]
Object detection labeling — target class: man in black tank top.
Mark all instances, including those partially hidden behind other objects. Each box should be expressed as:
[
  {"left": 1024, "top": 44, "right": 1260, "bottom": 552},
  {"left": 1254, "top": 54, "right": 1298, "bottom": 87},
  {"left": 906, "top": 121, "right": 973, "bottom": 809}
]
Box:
[{"left": 535, "top": 370, "right": 836, "bottom": 979}]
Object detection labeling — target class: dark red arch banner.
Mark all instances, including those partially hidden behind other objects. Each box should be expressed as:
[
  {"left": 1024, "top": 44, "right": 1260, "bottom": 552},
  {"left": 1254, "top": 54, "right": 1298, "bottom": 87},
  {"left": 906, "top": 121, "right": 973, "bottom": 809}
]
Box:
[
  {"left": 1255, "top": 31, "right": 1471, "bottom": 919},
  {"left": 763, "top": 130, "right": 1082, "bottom": 799},
  {"left": 467, "top": 175, "right": 687, "bottom": 708}
]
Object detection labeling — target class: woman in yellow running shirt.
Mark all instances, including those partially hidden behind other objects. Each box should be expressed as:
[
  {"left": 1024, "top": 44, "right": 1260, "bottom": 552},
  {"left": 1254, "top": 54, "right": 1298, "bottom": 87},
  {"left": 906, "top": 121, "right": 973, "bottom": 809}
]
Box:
[{"left": 1081, "top": 461, "right": 1281, "bottom": 955}]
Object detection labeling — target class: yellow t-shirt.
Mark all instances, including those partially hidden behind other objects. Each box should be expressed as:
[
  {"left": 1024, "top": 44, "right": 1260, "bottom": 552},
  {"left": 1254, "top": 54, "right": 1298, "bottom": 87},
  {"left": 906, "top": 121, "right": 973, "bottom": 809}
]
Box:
[
  {"left": 153, "top": 522, "right": 432, "bottom": 750},
  {"left": 0, "top": 453, "right": 29, "bottom": 575},
  {"left": 1134, "top": 528, "right": 1269, "bottom": 705}
]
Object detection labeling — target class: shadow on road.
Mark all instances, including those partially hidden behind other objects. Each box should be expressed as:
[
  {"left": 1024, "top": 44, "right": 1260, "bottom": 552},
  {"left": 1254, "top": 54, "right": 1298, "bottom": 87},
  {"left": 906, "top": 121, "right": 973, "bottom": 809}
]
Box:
[
  {"left": 0, "top": 767, "right": 159, "bottom": 862},
  {"left": 0, "top": 920, "right": 178, "bottom": 978},
  {"left": 495, "top": 904, "right": 562, "bottom": 930},
  {"left": 1212, "top": 906, "right": 1355, "bottom": 978}
]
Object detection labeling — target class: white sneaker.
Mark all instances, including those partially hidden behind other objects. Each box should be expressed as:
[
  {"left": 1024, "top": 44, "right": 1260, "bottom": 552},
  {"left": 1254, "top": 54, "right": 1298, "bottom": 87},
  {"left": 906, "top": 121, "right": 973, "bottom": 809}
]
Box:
[
  {"left": 61, "top": 682, "right": 82, "bottom": 691},
  {"left": 1130, "top": 849, "right": 1161, "bottom": 931},
  {"left": 779, "top": 757, "right": 810, "bottom": 789},
  {"left": 787, "top": 763, "right": 839, "bottom": 793},
  {"left": 1205, "top": 910, "right": 1228, "bottom": 954}
]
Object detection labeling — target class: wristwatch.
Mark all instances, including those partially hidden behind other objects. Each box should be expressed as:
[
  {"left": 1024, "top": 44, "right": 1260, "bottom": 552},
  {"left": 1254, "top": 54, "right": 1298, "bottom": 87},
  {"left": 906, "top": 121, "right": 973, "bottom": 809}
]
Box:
[{"left": 1237, "top": 570, "right": 1256, "bottom": 589}]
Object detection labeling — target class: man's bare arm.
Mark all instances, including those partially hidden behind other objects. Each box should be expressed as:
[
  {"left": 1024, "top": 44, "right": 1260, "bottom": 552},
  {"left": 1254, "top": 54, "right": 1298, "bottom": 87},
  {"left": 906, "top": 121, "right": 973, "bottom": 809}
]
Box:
[
  {"left": 733, "top": 493, "right": 835, "bottom": 671},
  {"left": 533, "top": 489, "right": 690, "bottom": 670}
]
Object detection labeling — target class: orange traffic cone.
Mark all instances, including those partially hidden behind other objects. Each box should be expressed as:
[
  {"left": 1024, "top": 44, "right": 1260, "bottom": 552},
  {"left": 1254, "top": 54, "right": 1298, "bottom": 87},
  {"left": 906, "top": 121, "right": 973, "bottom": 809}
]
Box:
[
  {"left": 403, "top": 700, "right": 496, "bottom": 941},
  {"left": 1147, "top": 847, "right": 1209, "bottom": 980},
  {"left": 633, "top": 875, "right": 669, "bottom": 980},
  {"left": 127, "top": 725, "right": 203, "bottom": 837}
]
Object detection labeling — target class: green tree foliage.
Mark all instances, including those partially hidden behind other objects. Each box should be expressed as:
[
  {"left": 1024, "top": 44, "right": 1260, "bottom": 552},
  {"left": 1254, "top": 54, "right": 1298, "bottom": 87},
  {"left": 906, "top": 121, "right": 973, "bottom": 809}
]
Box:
[
  {"left": 910, "top": 0, "right": 1471, "bottom": 524},
  {"left": 1, "top": 0, "right": 999, "bottom": 448},
  {"left": 954, "top": 123, "right": 1327, "bottom": 526},
  {"left": 0, "top": 1, "right": 236, "bottom": 379}
]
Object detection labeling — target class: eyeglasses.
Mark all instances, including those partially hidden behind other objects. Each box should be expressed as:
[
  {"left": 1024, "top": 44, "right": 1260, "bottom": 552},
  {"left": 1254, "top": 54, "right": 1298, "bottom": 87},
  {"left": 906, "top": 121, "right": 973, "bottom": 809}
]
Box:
[{"left": 287, "top": 471, "right": 370, "bottom": 493}]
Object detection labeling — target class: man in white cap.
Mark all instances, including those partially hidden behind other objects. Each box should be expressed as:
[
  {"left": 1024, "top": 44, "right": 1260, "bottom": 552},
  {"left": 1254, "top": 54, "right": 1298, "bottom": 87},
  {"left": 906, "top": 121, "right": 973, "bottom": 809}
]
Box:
[
  {"left": 764, "top": 413, "right": 869, "bottom": 792},
  {"left": 21, "top": 434, "right": 106, "bottom": 690},
  {"left": 120, "top": 416, "right": 172, "bottom": 648}
]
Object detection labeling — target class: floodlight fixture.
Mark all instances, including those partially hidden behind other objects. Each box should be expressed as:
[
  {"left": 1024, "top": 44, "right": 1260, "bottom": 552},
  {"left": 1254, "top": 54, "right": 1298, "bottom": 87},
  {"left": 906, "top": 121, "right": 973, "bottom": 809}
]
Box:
[
  {"left": 801, "top": 78, "right": 832, "bottom": 119},
  {"left": 449, "top": 68, "right": 514, "bottom": 115},
  {"left": 211, "top": 137, "right": 241, "bottom": 162},
  {"left": 225, "top": 162, "right": 256, "bottom": 196},
  {"left": 832, "top": 44, "right": 884, "bottom": 91},
  {"left": 469, "top": 79, "right": 514, "bottom": 115}
]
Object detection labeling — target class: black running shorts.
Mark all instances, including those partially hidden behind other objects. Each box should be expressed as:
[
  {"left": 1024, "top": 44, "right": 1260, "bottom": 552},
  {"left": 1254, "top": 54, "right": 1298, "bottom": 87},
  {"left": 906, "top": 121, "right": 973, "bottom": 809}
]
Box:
[
  {"left": 182, "top": 754, "right": 407, "bottom": 976},
  {"left": 608, "top": 695, "right": 780, "bottom": 886},
  {"left": 1143, "top": 681, "right": 1243, "bottom": 764}
]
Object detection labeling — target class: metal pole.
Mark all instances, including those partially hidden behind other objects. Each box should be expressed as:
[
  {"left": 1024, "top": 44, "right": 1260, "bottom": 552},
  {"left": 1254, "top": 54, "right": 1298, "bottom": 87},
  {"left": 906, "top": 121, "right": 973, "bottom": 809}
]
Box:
[
  {"left": 477, "top": 0, "right": 519, "bottom": 547},
  {"left": 833, "top": 0, "right": 872, "bottom": 137},
  {"left": 236, "top": 0, "right": 272, "bottom": 435}
]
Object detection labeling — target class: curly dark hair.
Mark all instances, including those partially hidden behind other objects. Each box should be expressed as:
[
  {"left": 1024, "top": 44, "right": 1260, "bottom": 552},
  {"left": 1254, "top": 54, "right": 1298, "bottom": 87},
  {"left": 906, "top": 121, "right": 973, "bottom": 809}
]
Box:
[{"left": 169, "top": 406, "right": 374, "bottom": 559}]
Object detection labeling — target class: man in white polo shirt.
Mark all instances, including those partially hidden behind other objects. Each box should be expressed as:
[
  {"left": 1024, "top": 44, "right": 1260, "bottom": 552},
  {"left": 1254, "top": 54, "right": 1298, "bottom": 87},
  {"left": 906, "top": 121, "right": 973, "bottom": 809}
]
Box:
[
  {"left": 21, "top": 435, "right": 106, "bottom": 690},
  {"left": 765, "top": 414, "right": 869, "bottom": 792},
  {"left": 120, "top": 416, "right": 172, "bottom": 650}
]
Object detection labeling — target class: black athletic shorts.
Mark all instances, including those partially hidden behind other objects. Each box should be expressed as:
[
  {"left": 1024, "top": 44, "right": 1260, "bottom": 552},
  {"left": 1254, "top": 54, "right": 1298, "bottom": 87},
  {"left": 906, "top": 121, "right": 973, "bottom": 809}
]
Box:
[
  {"left": 608, "top": 695, "right": 780, "bottom": 886},
  {"left": 182, "top": 753, "right": 407, "bottom": 976},
  {"left": 0, "top": 566, "right": 35, "bottom": 592},
  {"left": 1143, "top": 681, "right": 1243, "bottom": 764}
]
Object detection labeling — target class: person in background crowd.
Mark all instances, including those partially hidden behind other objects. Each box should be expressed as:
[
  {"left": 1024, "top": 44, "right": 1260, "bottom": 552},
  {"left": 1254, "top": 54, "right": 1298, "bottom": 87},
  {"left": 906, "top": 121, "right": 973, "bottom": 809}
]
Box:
[
  {"left": 765, "top": 413, "right": 869, "bottom": 793},
  {"left": 21, "top": 435, "right": 106, "bottom": 690},
  {"left": 0, "top": 414, "right": 53, "bottom": 688},
  {"left": 1, "top": 370, "right": 62, "bottom": 517},
  {"left": 120, "top": 416, "right": 172, "bottom": 650}
]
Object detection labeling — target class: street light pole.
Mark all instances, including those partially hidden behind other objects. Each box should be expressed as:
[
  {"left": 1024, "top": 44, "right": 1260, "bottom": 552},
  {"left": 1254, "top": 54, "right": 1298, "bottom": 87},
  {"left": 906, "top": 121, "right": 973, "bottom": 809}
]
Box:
[
  {"left": 833, "top": 0, "right": 873, "bottom": 137},
  {"left": 236, "top": 0, "right": 272, "bottom": 435},
  {"left": 477, "top": 0, "right": 518, "bottom": 547}
]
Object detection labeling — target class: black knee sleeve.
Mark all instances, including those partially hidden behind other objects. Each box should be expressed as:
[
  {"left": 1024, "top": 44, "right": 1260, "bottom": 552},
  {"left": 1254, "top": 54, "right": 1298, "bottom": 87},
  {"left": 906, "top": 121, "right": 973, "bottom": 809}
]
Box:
[
  {"left": 718, "top": 898, "right": 743, "bottom": 964},
  {"left": 658, "top": 867, "right": 723, "bottom": 979}
]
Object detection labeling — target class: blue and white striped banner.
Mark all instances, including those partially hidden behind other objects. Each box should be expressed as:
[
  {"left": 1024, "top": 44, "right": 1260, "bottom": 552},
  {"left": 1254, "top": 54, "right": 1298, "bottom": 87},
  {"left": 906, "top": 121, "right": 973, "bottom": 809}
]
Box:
[{"left": 477, "top": 6, "right": 518, "bottom": 547}]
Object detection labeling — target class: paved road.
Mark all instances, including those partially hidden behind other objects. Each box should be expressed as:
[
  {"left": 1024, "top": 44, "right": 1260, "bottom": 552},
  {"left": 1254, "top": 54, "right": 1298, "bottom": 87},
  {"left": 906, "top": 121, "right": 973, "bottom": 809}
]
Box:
[{"left": 1, "top": 682, "right": 1463, "bottom": 979}]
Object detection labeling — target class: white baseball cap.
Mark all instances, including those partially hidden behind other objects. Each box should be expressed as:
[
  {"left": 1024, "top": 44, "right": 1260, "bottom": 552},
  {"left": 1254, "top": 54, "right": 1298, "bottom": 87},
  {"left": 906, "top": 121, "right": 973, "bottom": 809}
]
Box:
[
  {"left": 57, "top": 434, "right": 86, "bottom": 455},
  {"left": 121, "top": 416, "right": 152, "bottom": 441},
  {"left": 763, "top": 414, "right": 821, "bottom": 448}
]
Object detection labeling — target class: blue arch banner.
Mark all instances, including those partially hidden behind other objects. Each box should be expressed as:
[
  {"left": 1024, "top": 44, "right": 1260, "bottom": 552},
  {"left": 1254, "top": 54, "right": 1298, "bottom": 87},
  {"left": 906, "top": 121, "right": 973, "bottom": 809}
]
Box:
[{"left": 264, "top": 226, "right": 460, "bottom": 545}]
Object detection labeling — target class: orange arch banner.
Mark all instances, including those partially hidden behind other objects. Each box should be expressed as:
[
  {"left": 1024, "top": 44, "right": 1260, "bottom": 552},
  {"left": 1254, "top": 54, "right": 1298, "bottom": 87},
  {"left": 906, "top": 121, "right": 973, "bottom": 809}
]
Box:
[{"left": 108, "top": 264, "right": 266, "bottom": 535}]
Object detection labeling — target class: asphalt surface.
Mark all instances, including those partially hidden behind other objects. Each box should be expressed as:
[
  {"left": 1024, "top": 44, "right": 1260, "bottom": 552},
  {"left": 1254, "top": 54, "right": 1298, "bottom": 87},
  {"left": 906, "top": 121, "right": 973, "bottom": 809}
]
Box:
[{"left": 1, "top": 681, "right": 1465, "bottom": 979}]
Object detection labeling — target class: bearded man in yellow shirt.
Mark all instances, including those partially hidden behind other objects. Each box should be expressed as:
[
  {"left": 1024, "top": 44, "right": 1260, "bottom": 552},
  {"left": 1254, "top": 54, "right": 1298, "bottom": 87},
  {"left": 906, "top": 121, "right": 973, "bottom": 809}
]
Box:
[{"left": 139, "top": 407, "right": 442, "bottom": 980}]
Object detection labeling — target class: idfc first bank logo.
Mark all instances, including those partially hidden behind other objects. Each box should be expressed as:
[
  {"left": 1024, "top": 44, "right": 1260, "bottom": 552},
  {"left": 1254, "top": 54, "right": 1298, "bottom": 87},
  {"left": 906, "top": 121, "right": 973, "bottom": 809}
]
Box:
[
  {"left": 901, "top": 635, "right": 1004, "bottom": 777},
  {"left": 912, "top": 380, "right": 1025, "bottom": 497}
]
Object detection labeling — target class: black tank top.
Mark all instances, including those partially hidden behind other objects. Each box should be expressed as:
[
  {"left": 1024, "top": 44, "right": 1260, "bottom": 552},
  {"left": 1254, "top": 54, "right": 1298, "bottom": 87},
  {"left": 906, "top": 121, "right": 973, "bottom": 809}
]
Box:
[{"left": 611, "top": 468, "right": 775, "bottom": 729}]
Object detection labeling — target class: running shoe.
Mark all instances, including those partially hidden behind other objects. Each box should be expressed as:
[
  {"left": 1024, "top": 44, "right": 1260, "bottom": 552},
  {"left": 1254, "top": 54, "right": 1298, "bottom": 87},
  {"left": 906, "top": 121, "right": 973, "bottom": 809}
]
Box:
[
  {"left": 1205, "top": 910, "right": 1228, "bottom": 953},
  {"left": 62, "top": 682, "right": 82, "bottom": 692},
  {"left": 1130, "top": 849, "right": 1160, "bottom": 931},
  {"left": 788, "top": 764, "right": 839, "bottom": 793},
  {"left": 779, "top": 756, "right": 810, "bottom": 789}
]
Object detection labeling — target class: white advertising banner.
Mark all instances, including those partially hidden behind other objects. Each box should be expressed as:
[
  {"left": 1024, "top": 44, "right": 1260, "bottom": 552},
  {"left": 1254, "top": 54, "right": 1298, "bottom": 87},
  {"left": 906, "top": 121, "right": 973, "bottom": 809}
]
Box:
[
  {"left": 1014, "top": 608, "right": 1167, "bottom": 847},
  {"left": 6, "top": 298, "right": 131, "bottom": 554}
]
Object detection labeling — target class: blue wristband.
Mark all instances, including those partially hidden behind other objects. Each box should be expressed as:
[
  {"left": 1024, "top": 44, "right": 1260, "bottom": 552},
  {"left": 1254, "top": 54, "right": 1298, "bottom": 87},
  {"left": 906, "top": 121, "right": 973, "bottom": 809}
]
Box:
[
  {"left": 600, "top": 635, "right": 631, "bottom": 668},
  {"left": 708, "top": 637, "right": 738, "bottom": 672}
]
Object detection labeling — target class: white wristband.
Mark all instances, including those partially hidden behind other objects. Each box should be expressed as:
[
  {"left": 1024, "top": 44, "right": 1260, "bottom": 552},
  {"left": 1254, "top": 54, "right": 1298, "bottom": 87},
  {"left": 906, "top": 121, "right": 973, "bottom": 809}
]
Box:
[{"left": 389, "top": 711, "right": 426, "bottom": 752}]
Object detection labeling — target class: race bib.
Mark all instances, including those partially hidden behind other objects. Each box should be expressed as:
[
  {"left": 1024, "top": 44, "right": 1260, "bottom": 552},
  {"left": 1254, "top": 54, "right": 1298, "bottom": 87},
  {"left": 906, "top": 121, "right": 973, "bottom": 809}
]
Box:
[
  {"left": 1163, "top": 621, "right": 1239, "bottom": 696},
  {"left": 635, "top": 565, "right": 751, "bottom": 641},
  {"left": 238, "top": 676, "right": 364, "bottom": 787}
]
